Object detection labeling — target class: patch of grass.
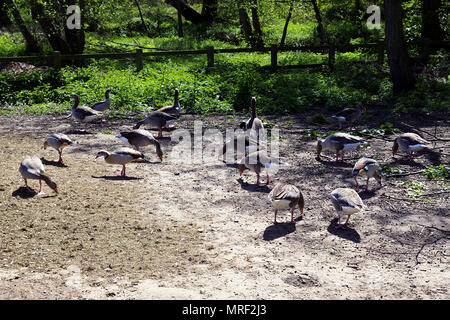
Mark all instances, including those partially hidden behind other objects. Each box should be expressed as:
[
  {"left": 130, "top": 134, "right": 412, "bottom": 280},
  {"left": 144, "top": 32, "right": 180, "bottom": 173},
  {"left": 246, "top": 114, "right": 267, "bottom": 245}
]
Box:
[
  {"left": 381, "top": 163, "right": 407, "bottom": 175},
  {"left": 309, "top": 113, "right": 331, "bottom": 125},
  {"left": 421, "top": 165, "right": 449, "bottom": 180}
]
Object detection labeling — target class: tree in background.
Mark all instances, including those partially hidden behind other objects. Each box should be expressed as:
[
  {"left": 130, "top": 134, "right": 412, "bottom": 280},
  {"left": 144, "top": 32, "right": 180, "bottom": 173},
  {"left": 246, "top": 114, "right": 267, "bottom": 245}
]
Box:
[
  {"left": 421, "top": 0, "right": 444, "bottom": 43},
  {"left": 238, "top": 0, "right": 264, "bottom": 49},
  {"left": 384, "top": 0, "right": 415, "bottom": 95},
  {"left": 0, "top": 0, "right": 12, "bottom": 28}
]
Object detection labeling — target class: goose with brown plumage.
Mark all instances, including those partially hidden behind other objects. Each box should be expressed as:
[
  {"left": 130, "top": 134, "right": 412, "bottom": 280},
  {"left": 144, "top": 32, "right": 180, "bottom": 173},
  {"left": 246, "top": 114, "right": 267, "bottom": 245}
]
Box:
[
  {"left": 332, "top": 104, "right": 365, "bottom": 129},
  {"left": 43, "top": 133, "right": 75, "bottom": 164},
  {"left": 240, "top": 97, "right": 265, "bottom": 140},
  {"left": 156, "top": 88, "right": 181, "bottom": 117},
  {"left": 330, "top": 187, "right": 366, "bottom": 228},
  {"left": 392, "top": 132, "right": 429, "bottom": 161},
  {"left": 19, "top": 156, "right": 58, "bottom": 194},
  {"left": 352, "top": 157, "right": 382, "bottom": 191},
  {"left": 133, "top": 111, "right": 177, "bottom": 137},
  {"left": 238, "top": 150, "right": 288, "bottom": 185},
  {"left": 222, "top": 134, "right": 261, "bottom": 161},
  {"left": 70, "top": 94, "right": 103, "bottom": 127},
  {"left": 117, "top": 129, "right": 163, "bottom": 161},
  {"left": 317, "top": 132, "right": 366, "bottom": 162},
  {"left": 267, "top": 183, "right": 304, "bottom": 224},
  {"left": 95, "top": 147, "right": 145, "bottom": 176},
  {"left": 90, "top": 88, "right": 113, "bottom": 112}
]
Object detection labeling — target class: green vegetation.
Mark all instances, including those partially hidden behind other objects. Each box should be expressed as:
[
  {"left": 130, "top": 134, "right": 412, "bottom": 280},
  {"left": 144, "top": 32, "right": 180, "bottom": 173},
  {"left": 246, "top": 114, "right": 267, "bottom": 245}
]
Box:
[{"left": 422, "top": 165, "right": 449, "bottom": 180}]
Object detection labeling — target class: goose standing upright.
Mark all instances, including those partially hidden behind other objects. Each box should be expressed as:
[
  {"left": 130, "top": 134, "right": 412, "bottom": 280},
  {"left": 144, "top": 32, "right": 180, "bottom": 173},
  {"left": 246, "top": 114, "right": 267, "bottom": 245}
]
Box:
[
  {"left": 70, "top": 94, "right": 103, "bottom": 127},
  {"left": 238, "top": 150, "right": 288, "bottom": 185},
  {"left": 90, "top": 88, "right": 113, "bottom": 112},
  {"left": 19, "top": 156, "right": 58, "bottom": 194},
  {"left": 317, "top": 132, "right": 366, "bottom": 162},
  {"left": 352, "top": 157, "right": 382, "bottom": 191},
  {"left": 392, "top": 132, "right": 429, "bottom": 161},
  {"left": 117, "top": 129, "right": 163, "bottom": 161},
  {"left": 222, "top": 134, "right": 261, "bottom": 161},
  {"left": 43, "top": 133, "right": 76, "bottom": 164},
  {"left": 95, "top": 147, "right": 145, "bottom": 176},
  {"left": 332, "top": 104, "right": 365, "bottom": 130},
  {"left": 267, "top": 183, "right": 304, "bottom": 224},
  {"left": 240, "top": 97, "right": 265, "bottom": 140},
  {"left": 330, "top": 187, "right": 366, "bottom": 228},
  {"left": 156, "top": 88, "right": 181, "bottom": 117}
]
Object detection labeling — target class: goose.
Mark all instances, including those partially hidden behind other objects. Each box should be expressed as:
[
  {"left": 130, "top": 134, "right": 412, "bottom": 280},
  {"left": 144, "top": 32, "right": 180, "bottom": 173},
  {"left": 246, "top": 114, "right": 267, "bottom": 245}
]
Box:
[
  {"left": 222, "top": 134, "right": 261, "bottom": 161},
  {"left": 352, "top": 157, "right": 382, "bottom": 191},
  {"left": 392, "top": 132, "right": 429, "bottom": 161},
  {"left": 267, "top": 183, "right": 304, "bottom": 224},
  {"left": 95, "top": 147, "right": 145, "bottom": 176},
  {"left": 70, "top": 94, "right": 103, "bottom": 127},
  {"left": 156, "top": 88, "right": 181, "bottom": 117},
  {"left": 317, "top": 132, "right": 366, "bottom": 162},
  {"left": 90, "top": 88, "right": 113, "bottom": 112},
  {"left": 43, "top": 133, "right": 76, "bottom": 164},
  {"left": 332, "top": 104, "right": 365, "bottom": 129},
  {"left": 133, "top": 111, "right": 177, "bottom": 137},
  {"left": 117, "top": 129, "right": 163, "bottom": 161},
  {"left": 238, "top": 150, "right": 288, "bottom": 185},
  {"left": 19, "top": 156, "right": 58, "bottom": 194},
  {"left": 330, "top": 187, "right": 366, "bottom": 228},
  {"left": 240, "top": 97, "right": 265, "bottom": 140}
]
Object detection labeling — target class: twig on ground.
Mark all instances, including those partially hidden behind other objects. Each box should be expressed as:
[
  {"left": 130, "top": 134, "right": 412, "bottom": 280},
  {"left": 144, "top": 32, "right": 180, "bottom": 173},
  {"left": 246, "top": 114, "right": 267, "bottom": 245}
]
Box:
[
  {"left": 415, "top": 236, "right": 449, "bottom": 266},
  {"left": 385, "top": 170, "right": 425, "bottom": 178}
]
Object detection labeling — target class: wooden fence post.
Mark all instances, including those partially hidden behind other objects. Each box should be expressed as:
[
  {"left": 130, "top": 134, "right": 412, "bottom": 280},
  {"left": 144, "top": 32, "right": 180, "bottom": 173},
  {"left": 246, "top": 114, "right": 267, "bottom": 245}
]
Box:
[
  {"left": 135, "top": 49, "right": 143, "bottom": 71},
  {"left": 206, "top": 46, "right": 214, "bottom": 68},
  {"left": 328, "top": 45, "right": 335, "bottom": 71},
  {"left": 53, "top": 51, "right": 61, "bottom": 69},
  {"left": 377, "top": 41, "right": 384, "bottom": 65},
  {"left": 271, "top": 45, "right": 278, "bottom": 72}
]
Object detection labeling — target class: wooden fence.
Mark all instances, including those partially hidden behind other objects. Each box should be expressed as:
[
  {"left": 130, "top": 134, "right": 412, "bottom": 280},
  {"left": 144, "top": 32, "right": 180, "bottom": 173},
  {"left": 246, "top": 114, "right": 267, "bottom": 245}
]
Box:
[{"left": 0, "top": 39, "right": 448, "bottom": 72}]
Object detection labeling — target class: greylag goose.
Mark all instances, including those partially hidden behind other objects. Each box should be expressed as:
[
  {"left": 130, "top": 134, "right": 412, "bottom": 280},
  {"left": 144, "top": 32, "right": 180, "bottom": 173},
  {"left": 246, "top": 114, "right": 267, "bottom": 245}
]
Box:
[
  {"left": 19, "top": 156, "right": 58, "bottom": 194},
  {"left": 330, "top": 187, "right": 366, "bottom": 228},
  {"left": 267, "top": 183, "right": 304, "bottom": 224},
  {"left": 156, "top": 88, "right": 181, "bottom": 117},
  {"left": 238, "top": 150, "right": 288, "bottom": 185},
  {"left": 117, "top": 129, "right": 163, "bottom": 161},
  {"left": 43, "top": 133, "right": 75, "bottom": 164},
  {"left": 90, "top": 88, "right": 112, "bottom": 112},
  {"left": 95, "top": 147, "right": 145, "bottom": 176},
  {"left": 332, "top": 104, "right": 365, "bottom": 129},
  {"left": 392, "top": 132, "right": 429, "bottom": 161},
  {"left": 133, "top": 111, "right": 177, "bottom": 137},
  {"left": 317, "top": 132, "right": 366, "bottom": 162},
  {"left": 222, "top": 134, "right": 261, "bottom": 161},
  {"left": 240, "top": 97, "right": 265, "bottom": 140},
  {"left": 70, "top": 94, "right": 103, "bottom": 127},
  {"left": 352, "top": 157, "right": 382, "bottom": 191}
]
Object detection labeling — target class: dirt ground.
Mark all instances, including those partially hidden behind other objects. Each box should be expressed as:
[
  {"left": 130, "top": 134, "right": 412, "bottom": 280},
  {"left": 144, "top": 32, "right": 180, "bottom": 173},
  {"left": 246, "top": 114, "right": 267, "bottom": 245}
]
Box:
[{"left": 0, "top": 109, "right": 448, "bottom": 300}]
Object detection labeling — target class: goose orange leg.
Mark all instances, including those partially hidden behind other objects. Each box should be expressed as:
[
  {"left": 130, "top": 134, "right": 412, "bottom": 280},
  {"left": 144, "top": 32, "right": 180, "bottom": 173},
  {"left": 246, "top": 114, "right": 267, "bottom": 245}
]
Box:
[
  {"left": 121, "top": 165, "right": 126, "bottom": 176},
  {"left": 274, "top": 210, "right": 278, "bottom": 224},
  {"left": 290, "top": 209, "right": 295, "bottom": 224},
  {"left": 354, "top": 176, "right": 359, "bottom": 191}
]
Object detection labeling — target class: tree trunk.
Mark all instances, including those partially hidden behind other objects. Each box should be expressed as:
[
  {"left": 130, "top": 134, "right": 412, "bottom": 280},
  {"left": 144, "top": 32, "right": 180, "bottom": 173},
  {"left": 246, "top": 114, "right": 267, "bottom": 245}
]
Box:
[
  {"left": 384, "top": 0, "right": 416, "bottom": 95},
  {"left": 177, "top": 6, "right": 183, "bottom": 37},
  {"left": 422, "top": 0, "right": 444, "bottom": 42},
  {"left": 201, "top": 0, "right": 218, "bottom": 21},
  {"left": 165, "top": 0, "right": 208, "bottom": 24},
  {"left": 280, "top": 1, "right": 295, "bottom": 46},
  {"left": 133, "top": 0, "right": 148, "bottom": 34},
  {"left": 310, "top": 0, "right": 327, "bottom": 44},
  {"left": 63, "top": 0, "right": 85, "bottom": 54},
  {"left": 5, "top": 0, "right": 41, "bottom": 52},
  {"left": 0, "top": 0, "right": 12, "bottom": 28},
  {"left": 30, "top": 0, "right": 71, "bottom": 54},
  {"left": 250, "top": 0, "right": 264, "bottom": 49},
  {"left": 238, "top": 5, "right": 254, "bottom": 47}
]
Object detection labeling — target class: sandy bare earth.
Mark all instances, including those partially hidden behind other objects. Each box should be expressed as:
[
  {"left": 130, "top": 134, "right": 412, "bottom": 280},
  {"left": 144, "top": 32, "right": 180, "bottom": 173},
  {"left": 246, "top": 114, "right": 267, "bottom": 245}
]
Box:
[{"left": 0, "top": 110, "right": 448, "bottom": 300}]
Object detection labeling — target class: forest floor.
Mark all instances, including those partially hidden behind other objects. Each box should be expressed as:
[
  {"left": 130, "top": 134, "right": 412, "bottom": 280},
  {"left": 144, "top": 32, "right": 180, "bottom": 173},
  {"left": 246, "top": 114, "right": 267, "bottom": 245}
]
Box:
[{"left": 0, "top": 109, "right": 448, "bottom": 299}]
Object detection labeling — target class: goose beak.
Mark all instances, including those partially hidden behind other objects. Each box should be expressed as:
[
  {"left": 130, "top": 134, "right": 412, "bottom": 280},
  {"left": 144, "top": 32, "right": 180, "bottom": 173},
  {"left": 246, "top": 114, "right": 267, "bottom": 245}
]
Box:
[{"left": 54, "top": 187, "right": 59, "bottom": 194}]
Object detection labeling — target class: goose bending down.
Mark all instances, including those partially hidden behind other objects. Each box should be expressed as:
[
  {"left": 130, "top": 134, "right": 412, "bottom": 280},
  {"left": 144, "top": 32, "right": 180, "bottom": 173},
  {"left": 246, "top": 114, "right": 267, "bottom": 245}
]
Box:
[
  {"left": 133, "top": 111, "right": 177, "bottom": 137},
  {"left": 117, "top": 129, "right": 163, "bottom": 161},
  {"left": 70, "top": 94, "right": 103, "bottom": 127},
  {"left": 238, "top": 150, "right": 288, "bottom": 185},
  {"left": 332, "top": 104, "right": 365, "bottom": 129},
  {"left": 90, "top": 88, "right": 112, "bottom": 112},
  {"left": 330, "top": 188, "right": 366, "bottom": 228},
  {"left": 317, "top": 132, "right": 366, "bottom": 162},
  {"left": 222, "top": 134, "right": 261, "bottom": 161},
  {"left": 268, "top": 183, "right": 304, "bottom": 224},
  {"left": 19, "top": 156, "right": 58, "bottom": 194},
  {"left": 156, "top": 88, "right": 181, "bottom": 118},
  {"left": 43, "top": 133, "right": 75, "bottom": 164},
  {"left": 352, "top": 157, "right": 382, "bottom": 191},
  {"left": 240, "top": 97, "right": 265, "bottom": 140},
  {"left": 392, "top": 132, "right": 429, "bottom": 161},
  {"left": 95, "top": 147, "right": 145, "bottom": 176}
]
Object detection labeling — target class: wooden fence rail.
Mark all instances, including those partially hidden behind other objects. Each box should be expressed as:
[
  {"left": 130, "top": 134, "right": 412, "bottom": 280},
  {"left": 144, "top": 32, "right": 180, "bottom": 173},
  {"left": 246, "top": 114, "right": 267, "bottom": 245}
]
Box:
[{"left": 0, "top": 39, "right": 448, "bottom": 72}]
